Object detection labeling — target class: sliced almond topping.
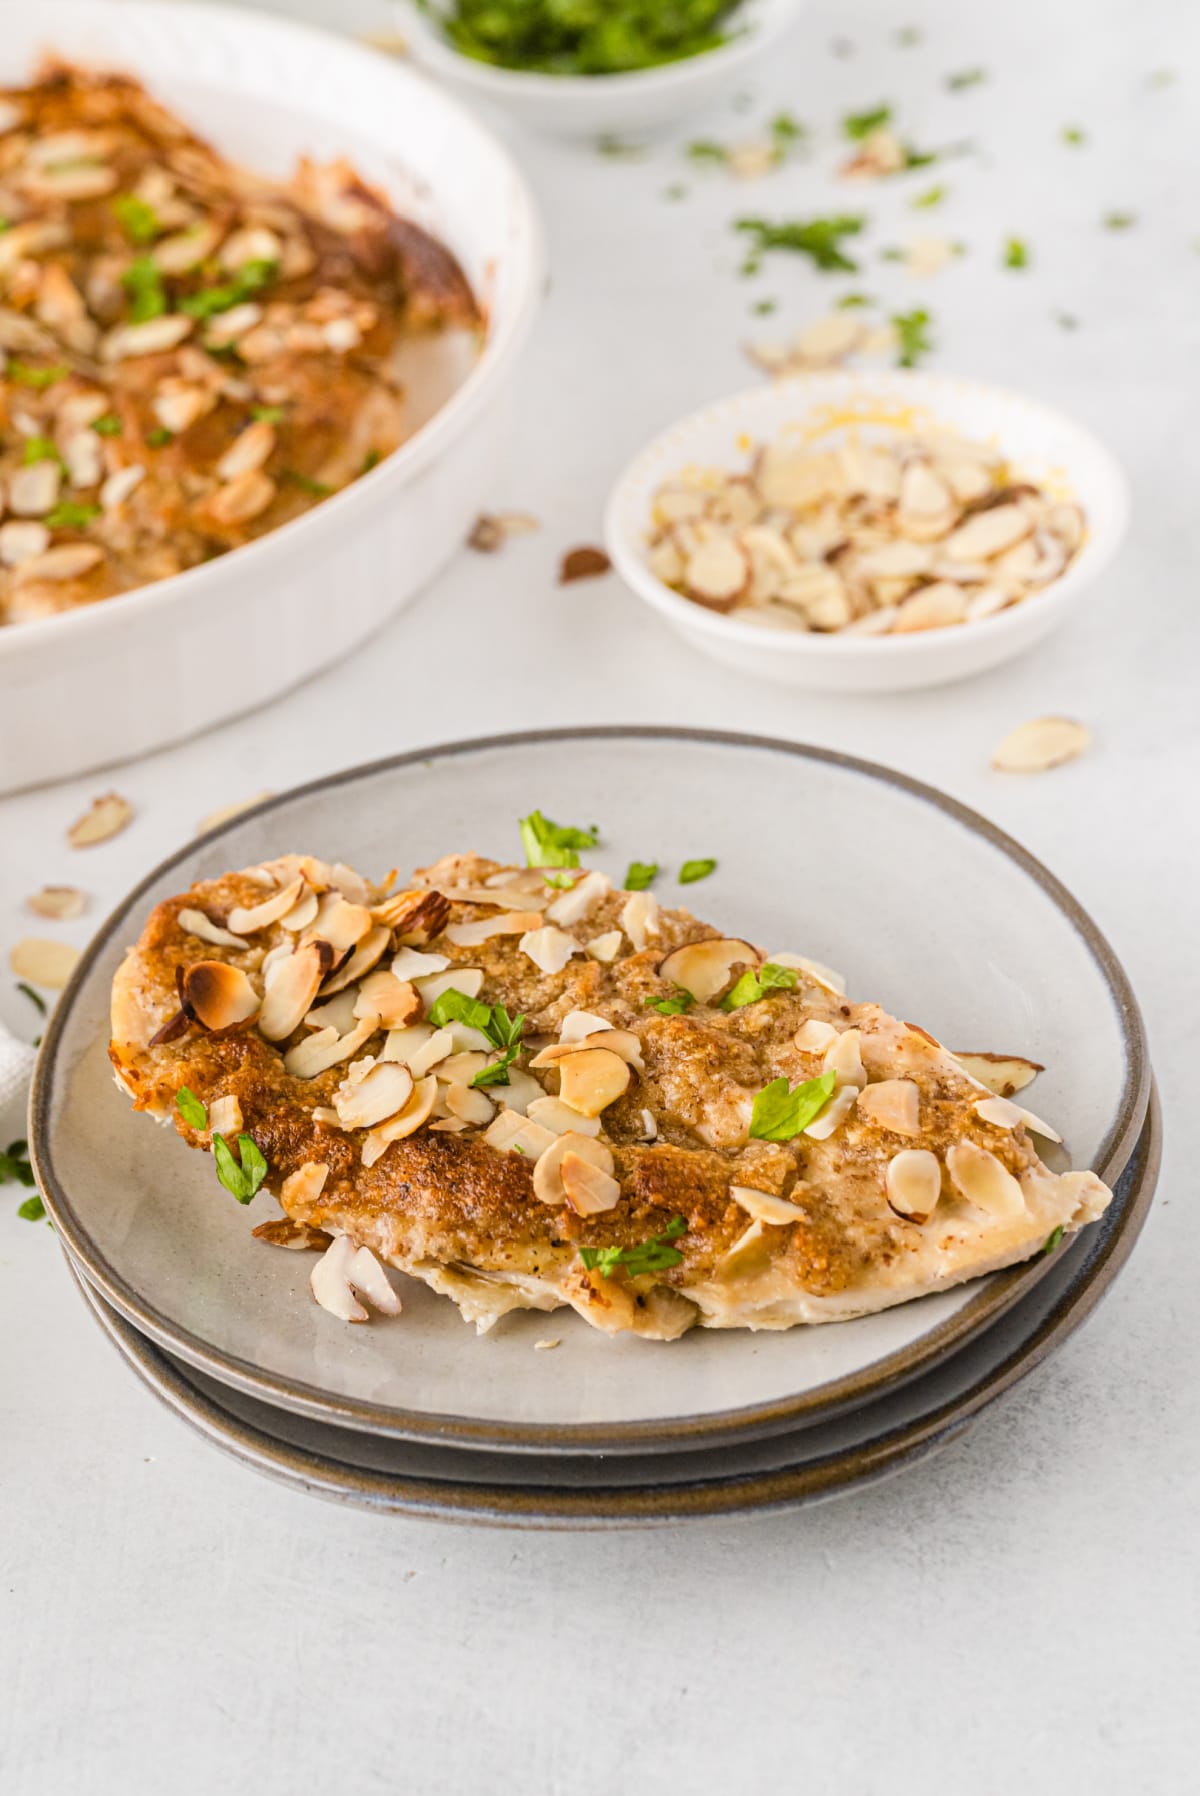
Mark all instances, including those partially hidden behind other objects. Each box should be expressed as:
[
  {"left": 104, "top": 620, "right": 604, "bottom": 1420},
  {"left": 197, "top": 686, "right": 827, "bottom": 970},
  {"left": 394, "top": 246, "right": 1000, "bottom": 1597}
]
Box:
[
  {"left": 0, "top": 520, "right": 51, "bottom": 566},
  {"left": 360, "top": 1075, "right": 439, "bottom": 1167},
  {"left": 943, "top": 503, "right": 1033, "bottom": 562},
  {"left": 559, "top": 1009, "right": 614, "bottom": 1042},
  {"left": 311, "top": 1235, "right": 402, "bottom": 1323},
  {"left": 620, "top": 891, "right": 661, "bottom": 954},
  {"left": 794, "top": 1018, "right": 838, "bottom": 1053},
  {"left": 891, "top": 581, "right": 968, "bottom": 633},
  {"left": 258, "top": 941, "right": 331, "bottom": 1041},
  {"left": 856, "top": 1078, "right": 921, "bottom": 1135},
  {"left": 532, "top": 1028, "right": 644, "bottom": 1073},
  {"left": 9, "top": 937, "right": 80, "bottom": 990},
  {"left": 769, "top": 951, "right": 846, "bottom": 995},
  {"left": 730, "top": 1185, "right": 805, "bottom": 1225},
  {"left": 682, "top": 533, "right": 750, "bottom": 610},
  {"left": 822, "top": 1027, "right": 867, "bottom": 1089},
  {"left": 391, "top": 947, "right": 450, "bottom": 982},
  {"left": 227, "top": 876, "right": 305, "bottom": 935},
  {"left": 657, "top": 937, "right": 760, "bottom": 1004},
  {"left": 195, "top": 793, "right": 274, "bottom": 836},
  {"left": 483, "top": 1110, "right": 558, "bottom": 1157},
  {"left": 560, "top": 1151, "right": 622, "bottom": 1217},
  {"left": 444, "top": 1083, "right": 494, "bottom": 1126},
  {"left": 897, "top": 463, "right": 956, "bottom": 541},
  {"left": 553, "top": 1047, "right": 632, "bottom": 1118},
  {"left": 974, "top": 1094, "right": 1062, "bottom": 1143},
  {"left": 587, "top": 930, "right": 623, "bottom": 963},
  {"left": 991, "top": 716, "right": 1091, "bottom": 774},
  {"left": 102, "top": 313, "right": 193, "bottom": 361},
  {"left": 519, "top": 926, "right": 581, "bottom": 976},
  {"left": 302, "top": 893, "right": 373, "bottom": 954},
  {"left": 180, "top": 961, "right": 260, "bottom": 1034},
  {"left": 435, "top": 1051, "right": 490, "bottom": 1085},
  {"left": 531, "top": 1131, "right": 614, "bottom": 1207},
  {"left": 354, "top": 971, "right": 421, "bottom": 1030},
  {"left": 950, "top": 1051, "right": 1043, "bottom": 1097},
  {"left": 412, "top": 967, "right": 485, "bottom": 1006},
  {"left": 803, "top": 1084, "right": 859, "bottom": 1141},
  {"left": 206, "top": 469, "right": 275, "bottom": 526},
  {"left": 176, "top": 907, "right": 249, "bottom": 950},
  {"left": 306, "top": 987, "right": 360, "bottom": 1035},
  {"left": 444, "top": 910, "right": 544, "bottom": 947},
  {"left": 207, "top": 1095, "right": 244, "bottom": 1137},
  {"left": 318, "top": 925, "right": 392, "bottom": 996},
  {"left": 252, "top": 1217, "right": 330, "bottom": 1251},
  {"left": 26, "top": 885, "right": 86, "bottom": 921},
  {"left": 333, "top": 1058, "right": 414, "bottom": 1131},
  {"left": 375, "top": 888, "right": 451, "bottom": 943},
  {"left": 885, "top": 1149, "right": 942, "bottom": 1222},
  {"left": 404, "top": 1027, "right": 456, "bottom": 1077},
  {"left": 946, "top": 1141, "right": 1025, "bottom": 1217},
  {"left": 284, "top": 1015, "right": 378, "bottom": 1080},
  {"left": 9, "top": 460, "right": 62, "bottom": 518},
  {"left": 216, "top": 420, "right": 276, "bottom": 482},
  {"left": 277, "top": 888, "right": 320, "bottom": 932},
  {"left": 67, "top": 792, "right": 133, "bottom": 848},
  {"left": 545, "top": 870, "right": 612, "bottom": 928},
  {"left": 526, "top": 1096, "right": 602, "bottom": 1139}
]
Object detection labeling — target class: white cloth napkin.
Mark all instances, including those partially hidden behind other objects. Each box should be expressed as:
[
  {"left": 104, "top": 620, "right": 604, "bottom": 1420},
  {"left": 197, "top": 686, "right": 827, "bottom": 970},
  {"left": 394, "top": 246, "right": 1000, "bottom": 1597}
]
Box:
[{"left": 0, "top": 1018, "right": 37, "bottom": 1146}]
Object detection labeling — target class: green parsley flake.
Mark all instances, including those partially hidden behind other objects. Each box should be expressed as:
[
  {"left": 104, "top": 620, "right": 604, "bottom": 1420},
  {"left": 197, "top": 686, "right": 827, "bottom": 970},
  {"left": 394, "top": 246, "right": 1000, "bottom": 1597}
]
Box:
[
  {"left": 176, "top": 1087, "right": 208, "bottom": 1130},
  {"left": 16, "top": 981, "right": 46, "bottom": 1016},
  {"left": 843, "top": 103, "right": 892, "bottom": 140},
  {"left": 251, "top": 405, "right": 285, "bottom": 425},
  {"left": 45, "top": 502, "right": 101, "bottom": 530},
  {"left": 1003, "top": 236, "right": 1030, "bottom": 269},
  {"left": 663, "top": 183, "right": 689, "bottom": 202},
  {"left": 891, "top": 308, "right": 935, "bottom": 368},
  {"left": 180, "top": 258, "right": 276, "bottom": 319},
  {"left": 735, "top": 215, "right": 865, "bottom": 276},
  {"left": 282, "top": 468, "right": 332, "bottom": 497},
  {"left": 147, "top": 427, "right": 174, "bottom": 448},
  {"left": 580, "top": 1216, "right": 687, "bottom": 1280},
  {"left": 749, "top": 1072, "right": 837, "bottom": 1142},
  {"left": 8, "top": 362, "right": 68, "bottom": 389},
  {"left": 471, "top": 1043, "right": 522, "bottom": 1088},
  {"left": 722, "top": 963, "right": 798, "bottom": 1010},
  {"left": 113, "top": 193, "right": 161, "bottom": 243},
  {"left": 751, "top": 297, "right": 778, "bottom": 316},
  {"left": 91, "top": 414, "right": 123, "bottom": 436},
  {"left": 22, "top": 437, "right": 61, "bottom": 467},
  {"left": 212, "top": 1132, "right": 268, "bottom": 1204},
  {"left": 428, "top": 988, "right": 494, "bottom": 1033},
  {"left": 1, "top": 1138, "right": 36, "bottom": 1189},
  {"left": 484, "top": 1004, "right": 526, "bottom": 1050},
  {"left": 1062, "top": 125, "right": 1087, "bottom": 146},
  {"left": 945, "top": 68, "right": 986, "bottom": 91},
  {"left": 518, "top": 809, "right": 599, "bottom": 869},
  {"left": 1103, "top": 211, "right": 1136, "bottom": 231},
  {"left": 624, "top": 861, "right": 658, "bottom": 891},
  {"left": 1043, "top": 1225, "right": 1065, "bottom": 1254},
  {"left": 596, "top": 135, "right": 647, "bottom": 159},
  {"left": 122, "top": 255, "right": 167, "bottom": 323},
  {"left": 895, "top": 26, "right": 922, "bottom": 46},
  {"left": 678, "top": 858, "right": 717, "bottom": 884},
  {"left": 911, "top": 183, "right": 946, "bottom": 209},
  {"left": 836, "top": 292, "right": 874, "bottom": 309},
  {"left": 686, "top": 139, "right": 727, "bottom": 164},
  {"left": 643, "top": 988, "right": 695, "bottom": 1016},
  {"left": 1055, "top": 311, "right": 1080, "bottom": 332},
  {"left": 18, "top": 1194, "right": 46, "bottom": 1222}
]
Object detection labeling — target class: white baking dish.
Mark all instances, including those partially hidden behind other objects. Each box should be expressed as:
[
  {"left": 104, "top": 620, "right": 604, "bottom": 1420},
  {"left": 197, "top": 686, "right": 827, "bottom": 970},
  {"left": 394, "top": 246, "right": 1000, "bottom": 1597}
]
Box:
[{"left": 0, "top": 1, "right": 543, "bottom": 792}]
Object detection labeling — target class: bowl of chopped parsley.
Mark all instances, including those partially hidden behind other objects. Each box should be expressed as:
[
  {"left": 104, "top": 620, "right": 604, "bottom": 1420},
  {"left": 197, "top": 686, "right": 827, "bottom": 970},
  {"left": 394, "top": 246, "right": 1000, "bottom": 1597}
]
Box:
[{"left": 396, "top": 0, "right": 806, "bottom": 136}]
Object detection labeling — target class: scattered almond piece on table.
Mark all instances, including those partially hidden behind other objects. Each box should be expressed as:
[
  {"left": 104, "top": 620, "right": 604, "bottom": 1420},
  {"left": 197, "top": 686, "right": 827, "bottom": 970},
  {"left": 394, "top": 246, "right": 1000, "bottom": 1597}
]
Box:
[
  {"left": 559, "top": 546, "right": 612, "bottom": 583},
  {"left": 67, "top": 792, "right": 134, "bottom": 848},
  {"left": 10, "top": 938, "right": 82, "bottom": 989},
  {"left": 197, "top": 793, "right": 275, "bottom": 835},
  {"left": 26, "top": 886, "right": 88, "bottom": 920},
  {"left": 991, "top": 716, "right": 1091, "bottom": 773},
  {"left": 468, "top": 512, "right": 540, "bottom": 552}
]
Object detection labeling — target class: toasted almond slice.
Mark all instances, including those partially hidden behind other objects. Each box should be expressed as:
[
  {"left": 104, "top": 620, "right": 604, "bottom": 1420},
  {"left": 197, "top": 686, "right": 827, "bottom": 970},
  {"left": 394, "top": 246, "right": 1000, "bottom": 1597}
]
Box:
[
  {"left": 560, "top": 1151, "right": 621, "bottom": 1216},
  {"left": 277, "top": 889, "right": 320, "bottom": 932},
  {"left": 310, "top": 1236, "right": 368, "bottom": 1323},
  {"left": 560, "top": 1009, "right": 614, "bottom": 1042},
  {"left": 354, "top": 971, "right": 421, "bottom": 1029},
  {"left": 794, "top": 1018, "right": 838, "bottom": 1053},
  {"left": 444, "top": 1020, "right": 494, "bottom": 1054},
  {"left": 306, "top": 987, "right": 360, "bottom": 1035},
  {"left": 302, "top": 894, "right": 373, "bottom": 954},
  {"left": 445, "top": 910, "right": 544, "bottom": 947},
  {"left": 794, "top": 311, "right": 864, "bottom": 366},
  {"left": 227, "top": 876, "right": 305, "bottom": 936},
  {"left": 391, "top": 947, "right": 450, "bottom": 982},
  {"left": 965, "top": 584, "right": 1014, "bottom": 623},
  {"left": 856, "top": 539, "right": 935, "bottom": 580},
  {"left": 950, "top": 1051, "right": 1043, "bottom": 1096},
  {"left": 586, "top": 931, "right": 623, "bottom": 963},
  {"left": 173, "top": 908, "right": 250, "bottom": 951},
  {"left": 216, "top": 420, "right": 276, "bottom": 483},
  {"left": 681, "top": 533, "right": 750, "bottom": 611},
  {"left": 546, "top": 870, "right": 611, "bottom": 928},
  {"left": 822, "top": 1027, "right": 867, "bottom": 1090},
  {"left": 436, "top": 1051, "right": 490, "bottom": 1085},
  {"left": 412, "top": 967, "right": 485, "bottom": 1006},
  {"left": 885, "top": 1148, "right": 942, "bottom": 1222},
  {"left": 974, "top": 1094, "right": 1062, "bottom": 1143},
  {"left": 856, "top": 1078, "right": 920, "bottom": 1135},
  {"left": 991, "top": 716, "right": 1091, "bottom": 774},
  {"left": 445, "top": 1083, "right": 494, "bottom": 1126},
  {"left": 26, "top": 885, "right": 86, "bottom": 921},
  {"left": 253, "top": 1217, "right": 330, "bottom": 1251},
  {"left": 553, "top": 1047, "right": 632, "bottom": 1117},
  {"left": 9, "top": 937, "right": 80, "bottom": 989},
  {"left": 483, "top": 1110, "right": 558, "bottom": 1157},
  {"left": 258, "top": 941, "right": 331, "bottom": 1040},
  {"left": 196, "top": 793, "right": 274, "bottom": 835},
  {"left": 284, "top": 1015, "right": 378, "bottom": 1079},
  {"left": 526, "top": 1096, "right": 601, "bottom": 1139},
  {"left": 946, "top": 1141, "right": 1025, "bottom": 1217},
  {"left": 347, "top": 1245, "right": 403, "bottom": 1315},
  {"left": 67, "top": 792, "right": 133, "bottom": 848},
  {"left": 768, "top": 951, "right": 846, "bottom": 995},
  {"left": 533, "top": 1029, "right": 644, "bottom": 1073},
  {"left": 181, "top": 961, "right": 260, "bottom": 1034},
  {"left": 892, "top": 581, "right": 968, "bottom": 633},
  {"left": 429, "top": 1117, "right": 469, "bottom": 1134},
  {"left": 943, "top": 504, "right": 1032, "bottom": 562},
  {"left": 17, "top": 544, "right": 106, "bottom": 585},
  {"left": 361, "top": 1075, "right": 439, "bottom": 1166},
  {"left": 102, "top": 314, "right": 193, "bottom": 361},
  {"left": 334, "top": 1059, "right": 414, "bottom": 1131},
  {"left": 658, "top": 937, "right": 760, "bottom": 1005},
  {"left": 381, "top": 1022, "right": 433, "bottom": 1064},
  {"left": 803, "top": 1084, "right": 859, "bottom": 1141},
  {"left": 897, "top": 463, "right": 956, "bottom": 541},
  {"left": 730, "top": 1185, "right": 806, "bottom": 1224},
  {"left": 519, "top": 926, "right": 580, "bottom": 976},
  {"left": 532, "top": 1131, "right": 614, "bottom": 1207},
  {"left": 394, "top": 1026, "right": 452, "bottom": 1077},
  {"left": 620, "top": 891, "right": 661, "bottom": 954},
  {"left": 375, "top": 889, "right": 452, "bottom": 944},
  {"left": 318, "top": 925, "right": 392, "bottom": 996}
]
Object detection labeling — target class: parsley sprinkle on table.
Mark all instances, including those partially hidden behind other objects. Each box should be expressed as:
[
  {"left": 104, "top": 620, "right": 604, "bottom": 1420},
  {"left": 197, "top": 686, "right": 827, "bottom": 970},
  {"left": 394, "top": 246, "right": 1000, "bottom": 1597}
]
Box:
[
  {"left": 1, "top": 1138, "right": 36, "bottom": 1189},
  {"left": 624, "top": 861, "right": 659, "bottom": 891},
  {"left": 945, "top": 68, "right": 987, "bottom": 91},
  {"left": 1062, "top": 125, "right": 1087, "bottom": 146},
  {"left": 519, "top": 810, "right": 599, "bottom": 869},
  {"left": 1003, "top": 236, "right": 1030, "bottom": 269},
  {"left": 891, "top": 308, "right": 935, "bottom": 367},
  {"left": 735, "top": 215, "right": 866, "bottom": 276},
  {"left": 679, "top": 858, "right": 717, "bottom": 884},
  {"left": 1103, "top": 211, "right": 1137, "bottom": 230}
]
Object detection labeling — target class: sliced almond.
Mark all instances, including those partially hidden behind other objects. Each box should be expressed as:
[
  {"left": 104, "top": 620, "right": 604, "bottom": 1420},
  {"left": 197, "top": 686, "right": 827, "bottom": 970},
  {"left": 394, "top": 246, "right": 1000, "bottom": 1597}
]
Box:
[
  {"left": 823, "top": 1027, "right": 867, "bottom": 1090},
  {"left": 227, "top": 876, "right": 305, "bottom": 936},
  {"left": 302, "top": 894, "right": 373, "bottom": 955},
  {"left": 587, "top": 931, "right": 623, "bottom": 963},
  {"left": 897, "top": 463, "right": 956, "bottom": 541},
  {"left": 208, "top": 1095, "right": 244, "bottom": 1138},
  {"left": 768, "top": 952, "right": 846, "bottom": 996},
  {"left": 657, "top": 937, "right": 760, "bottom": 1004},
  {"left": 794, "top": 311, "right": 864, "bottom": 366},
  {"left": 253, "top": 1217, "right": 331, "bottom": 1251},
  {"left": 946, "top": 1141, "right": 1025, "bottom": 1217},
  {"left": 334, "top": 1059, "right": 414, "bottom": 1131},
  {"left": 554, "top": 1047, "right": 632, "bottom": 1117},
  {"left": 885, "top": 1149, "right": 942, "bottom": 1222},
  {"left": 376, "top": 889, "right": 451, "bottom": 944},
  {"left": 258, "top": 941, "right": 332, "bottom": 1041},
  {"left": 26, "top": 886, "right": 86, "bottom": 921},
  {"left": 856, "top": 539, "right": 935, "bottom": 580},
  {"left": 444, "top": 910, "right": 543, "bottom": 948},
  {"left": 483, "top": 1109, "right": 558, "bottom": 1158},
  {"left": 892, "top": 581, "right": 968, "bottom": 633},
  {"left": 531, "top": 1132, "right": 614, "bottom": 1207},
  {"left": 950, "top": 1052, "right": 1042, "bottom": 1096},
  {"left": 991, "top": 716, "right": 1091, "bottom": 774},
  {"left": 519, "top": 926, "right": 580, "bottom": 976},
  {"left": 620, "top": 892, "right": 661, "bottom": 953},
  {"left": 102, "top": 314, "right": 193, "bottom": 361},
  {"left": 730, "top": 1185, "right": 806, "bottom": 1225},
  {"left": 196, "top": 793, "right": 274, "bottom": 835},
  {"left": 682, "top": 533, "right": 750, "bottom": 610},
  {"left": 361, "top": 1075, "right": 439, "bottom": 1166},
  {"left": 354, "top": 971, "right": 421, "bottom": 1029},
  {"left": 175, "top": 907, "right": 250, "bottom": 950},
  {"left": 526, "top": 1096, "right": 601, "bottom": 1138},
  {"left": 856, "top": 1078, "right": 920, "bottom": 1135},
  {"left": 310, "top": 1235, "right": 401, "bottom": 1323},
  {"left": 803, "top": 1084, "right": 859, "bottom": 1141},
  {"left": 943, "top": 504, "right": 1032, "bottom": 562},
  {"left": 9, "top": 937, "right": 80, "bottom": 989},
  {"left": 68, "top": 792, "right": 133, "bottom": 848},
  {"left": 444, "top": 1083, "right": 494, "bottom": 1126},
  {"left": 412, "top": 967, "right": 485, "bottom": 1006},
  {"left": 403, "top": 1027, "right": 456, "bottom": 1077},
  {"left": 794, "top": 1018, "right": 838, "bottom": 1053},
  {"left": 546, "top": 870, "right": 611, "bottom": 928},
  {"left": 9, "top": 461, "right": 62, "bottom": 518},
  {"left": 560, "top": 1151, "right": 621, "bottom": 1216},
  {"left": 318, "top": 925, "right": 392, "bottom": 996},
  {"left": 559, "top": 1009, "right": 614, "bottom": 1042},
  {"left": 974, "top": 1094, "right": 1062, "bottom": 1143},
  {"left": 181, "top": 961, "right": 260, "bottom": 1034},
  {"left": 284, "top": 1016, "right": 378, "bottom": 1079},
  {"left": 532, "top": 1028, "right": 644, "bottom": 1073},
  {"left": 391, "top": 947, "right": 450, "bottom": 982},
  {"left": 216, "top": 420, "right": 276, "bottom": 483}
]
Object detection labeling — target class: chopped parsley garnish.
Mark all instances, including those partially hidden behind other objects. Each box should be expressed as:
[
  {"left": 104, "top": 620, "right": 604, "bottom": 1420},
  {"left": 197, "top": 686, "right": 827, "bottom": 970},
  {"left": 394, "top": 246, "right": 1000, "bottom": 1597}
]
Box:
[
  {"left": 18, "top": 1194, "right": 46, "bottom": 1222},
  {"left": 892, "top": 307, "right": 935, "bottom": 368},
  {"left": 541, "top": 871, "right": 574, "bottom": 889},
  {"left": 428, "top": 987, "right": 494, "bottom": 1033},
  {"left": 643, "top": 988, "right": 695, "bottom": 1016},
  {"left": 770, "top": 111, "right": 807, "bottom": 151},
  {"left": 45, "top": 502, "right": 101, "bottom": 530},
  {"left": 749, "top": 1072, "right": 837, "bottom": 1142},
  {"left": 122, "top": 255, "right": 167, "bottom": 322},
  {"left": 212, "top": 1132, "right": 268, "bottom": 1204},
  {"left": 22, "top": 436, "right": 61, "bottom": 466},
  {"left": 663, "top": 183, "right": 689, "bottom": 202},
  {"left": 146, "top": 427, "right": 174, "bottom": 448},
  {"left": 1, "top": 1138, "right": 36, "bottom": 1189},
  {"left": 945, "top": 68, "right": 986, "bottom": 91},
  {"left": 485, "top": 1003, "right": 526, "bottom": 1050},
  {"left": 685, "top": 139, "right": 727, "bottom": 164},
  {"left": 282, "top": 468, "right": 332, "bottom": 497},
  {"left": 580, "top": 1216, "right": 687, "bottom": 1280},
  {"left": 735, "top": 215, "right": 865, "bottom": 275},
  {"left": 16, "top": 981, "right": 46, "bottom": 1016},
  {"left": 1055, "top": 311, "right": 1080, "bottom": 331},
  {"left": 911, "top": 183, "right": 946, "bottom": 209},
  {"left": 751, "top": 297, "right": 778, "bottom": 315},
  {"left": 836, "top": 291, "right": 874, "bottom": 309},
  {"left": 1043, "top": 1225, "right": 1065, "bottom": 1254},
  {"left": 91, "top": 414, "right": 123, "bottom": 436},
  {"left": 722, "top": 962, "right": 798, "bottom": 1010},
  {"left": 1103, "top": 211, "right": 1136, "bottom": 231},
  {"left": 895, "top": 25, "right": 922, "bottom": 46},
  {"left": 8, "top": 362, "right": 68, "bottom": 389},
  {"left": 176, "top": 1087, "right": 208, "bottom": 1130},
  {"left": 179, "top": 258, "right": 276, "bottom": 319},
  {"left": 624, "top": 861, "right": 659, "bottom": 891},
  {"left": 433, "top": 0, "right": 742, "bottom": 75},
  {"left": 1062, "top": 125, "right": 1087, "bottom": 146},
  {"left": 518, "top": 809, "right": 599, "bottom": 869},
  {"left": 471, "top": 1042, "right": 522, "bottom": 1088},
  {"left": 843, "top": 102, "right": 893, "bottom": 140},
  {"left": 251, "top": 404, "right": 285, "bottom": 424},
  {"left": 113, "top": 193, "right": 161, "bottom": 243},
  {"left": 1003, "top": 236, "right": 1030, "bottom": 269},
  {"left": 361, "top": 448, "right": 381, "bottom": 473},
  {"left": 679, "top": 858, "right": 717, "bottom": 884}
]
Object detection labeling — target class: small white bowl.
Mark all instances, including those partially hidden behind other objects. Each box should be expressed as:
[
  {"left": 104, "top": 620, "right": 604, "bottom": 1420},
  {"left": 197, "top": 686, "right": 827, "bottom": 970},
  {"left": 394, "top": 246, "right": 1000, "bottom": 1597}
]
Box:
[
  {"left": 604, "top": 371, "right": 1130, "bottom": 693},
  {"left": 393, "top": 0, "right": 806, "bottom": 139}
]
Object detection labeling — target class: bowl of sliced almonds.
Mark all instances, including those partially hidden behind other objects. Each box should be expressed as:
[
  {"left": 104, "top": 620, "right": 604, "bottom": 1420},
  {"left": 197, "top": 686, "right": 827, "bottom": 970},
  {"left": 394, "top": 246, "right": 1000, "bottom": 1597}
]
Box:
[{"left": 605, "top": 372, "right": 1129, "bottom": 692}]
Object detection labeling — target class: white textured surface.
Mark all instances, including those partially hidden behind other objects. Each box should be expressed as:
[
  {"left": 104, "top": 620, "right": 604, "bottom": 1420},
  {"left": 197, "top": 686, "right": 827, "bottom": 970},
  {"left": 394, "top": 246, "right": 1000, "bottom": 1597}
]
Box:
[{"left": 1, "top": 0, "right": 1195, "bottom": 1789}]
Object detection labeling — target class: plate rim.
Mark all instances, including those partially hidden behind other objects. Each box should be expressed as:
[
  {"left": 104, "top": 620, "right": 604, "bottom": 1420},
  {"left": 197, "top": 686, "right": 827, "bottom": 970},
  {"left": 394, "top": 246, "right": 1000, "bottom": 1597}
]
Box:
[
  {"left": 64, "top": 1084, "right": 1162, "bottom": 1529},
  {"left": 31, "top": 726, "right": 1152, "bottom": 1456}
]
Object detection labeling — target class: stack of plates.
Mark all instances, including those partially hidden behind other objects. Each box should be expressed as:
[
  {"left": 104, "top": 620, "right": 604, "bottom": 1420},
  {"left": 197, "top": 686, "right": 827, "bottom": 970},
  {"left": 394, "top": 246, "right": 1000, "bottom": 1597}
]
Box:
[{"left": 32, "top": 730, "right": 1157, "bottom": 1529}]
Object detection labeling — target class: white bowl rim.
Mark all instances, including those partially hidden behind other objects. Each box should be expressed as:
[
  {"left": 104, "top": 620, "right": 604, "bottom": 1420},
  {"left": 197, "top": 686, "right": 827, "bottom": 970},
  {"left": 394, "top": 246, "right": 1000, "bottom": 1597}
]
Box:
[
  {"left": 0, "top": 0, "right": 545, "bottom": 661},
  {"left": 604, "top": 368, "right": 1131, "bottom": 658},
  {"left": 396, "top": 0, "right": 802, "bottom": 99}
]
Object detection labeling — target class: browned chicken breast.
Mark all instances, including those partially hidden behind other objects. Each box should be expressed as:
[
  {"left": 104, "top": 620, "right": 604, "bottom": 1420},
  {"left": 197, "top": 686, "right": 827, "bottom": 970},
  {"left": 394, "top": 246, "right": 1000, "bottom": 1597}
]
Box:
[{"left": 108, "top": 848, "right": 1111, "bottom": 1341}]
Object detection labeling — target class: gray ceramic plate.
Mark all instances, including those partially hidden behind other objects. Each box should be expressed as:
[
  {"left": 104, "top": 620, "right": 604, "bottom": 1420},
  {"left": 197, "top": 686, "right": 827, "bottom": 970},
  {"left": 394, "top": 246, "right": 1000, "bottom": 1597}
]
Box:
[
  {"left": 65, "top": 1085, "right": 1160, "bottom": 1527},
  {"left": 33, "top": 729, "right": 1150, "bottom": 1456}
]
